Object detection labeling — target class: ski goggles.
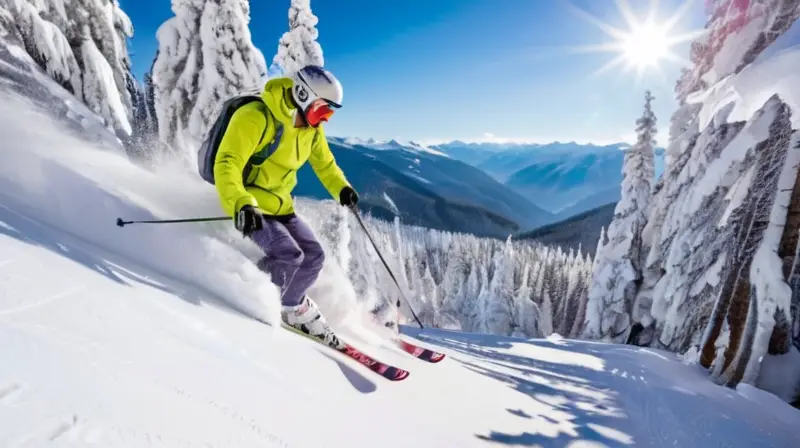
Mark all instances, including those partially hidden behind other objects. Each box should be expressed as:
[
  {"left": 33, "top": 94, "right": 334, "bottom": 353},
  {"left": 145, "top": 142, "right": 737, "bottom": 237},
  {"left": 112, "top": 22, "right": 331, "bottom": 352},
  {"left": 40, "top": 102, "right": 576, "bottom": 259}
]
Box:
[{"left": 305, "top": 99, "right": 340, "bottom": 127}]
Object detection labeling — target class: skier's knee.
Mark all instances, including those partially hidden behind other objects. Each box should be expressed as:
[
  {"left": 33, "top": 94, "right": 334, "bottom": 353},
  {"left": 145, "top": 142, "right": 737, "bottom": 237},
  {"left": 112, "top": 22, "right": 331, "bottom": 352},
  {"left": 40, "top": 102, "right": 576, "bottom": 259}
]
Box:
[
  {"left": 275, "top": 245, "right": 305, "bottom": 268},
  {"left": 304, "top": 242, "right": 325, "bottom": 272}
]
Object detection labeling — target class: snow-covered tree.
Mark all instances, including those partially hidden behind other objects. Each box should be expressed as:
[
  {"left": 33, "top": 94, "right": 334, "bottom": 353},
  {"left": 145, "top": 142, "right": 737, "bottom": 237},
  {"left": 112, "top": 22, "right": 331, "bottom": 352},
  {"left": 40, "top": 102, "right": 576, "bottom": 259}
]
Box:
[
  {"left": 271, "top": 0, "right": 324, "bottom": 77},
  {"left": 512, "top": 264, "right": 536, "bottom": 337},
  {"left": 151, "top": 0, "right": 267, "bottom": 161},
  {"left": 485, "top": 237, "right": 515, "bottom": 335},
  {"left": 1, "top": 0, "right": 136, "bottom": 138},
  {"left": 628, "top": 0, "right": 800, "bottom": 401},
  {"left": 583, "top": 91, "right": 656, "bottom": 342},
  {"left": 295, "top": 198, "right": 594, "bottom": 339}
]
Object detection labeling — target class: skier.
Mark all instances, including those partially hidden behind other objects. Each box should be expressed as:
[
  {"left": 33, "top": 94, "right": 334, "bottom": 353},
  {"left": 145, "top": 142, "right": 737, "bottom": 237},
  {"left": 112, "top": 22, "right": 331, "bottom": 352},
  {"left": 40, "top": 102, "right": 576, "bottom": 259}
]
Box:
[{"left": 212, "top": 65, "right": 359, "bottom": 348}]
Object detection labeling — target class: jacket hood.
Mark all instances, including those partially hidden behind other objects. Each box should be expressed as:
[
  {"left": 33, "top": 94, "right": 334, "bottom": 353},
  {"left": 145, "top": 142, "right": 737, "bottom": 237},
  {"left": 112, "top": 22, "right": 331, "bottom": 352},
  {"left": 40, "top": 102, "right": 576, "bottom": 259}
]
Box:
[{"left": 260, "top": 78, "right": 296, "bottom": 125}]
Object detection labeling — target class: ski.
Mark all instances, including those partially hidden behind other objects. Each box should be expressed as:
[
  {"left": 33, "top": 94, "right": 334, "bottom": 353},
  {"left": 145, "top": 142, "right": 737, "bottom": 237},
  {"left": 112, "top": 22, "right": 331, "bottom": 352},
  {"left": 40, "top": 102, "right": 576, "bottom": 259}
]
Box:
[
  {"left": 339, "top": 343, "right": 410, "bottom": 381},
  {"left": 281, "top": 323, "right": 410, "bottom": 381},
  {"left": 395, "top": 338, "right": 446, "bottom": 363}
]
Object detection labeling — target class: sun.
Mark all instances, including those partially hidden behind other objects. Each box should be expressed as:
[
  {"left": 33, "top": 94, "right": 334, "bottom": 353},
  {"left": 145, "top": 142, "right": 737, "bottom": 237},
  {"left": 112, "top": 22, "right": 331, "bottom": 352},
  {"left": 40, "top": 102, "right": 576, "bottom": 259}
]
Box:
[
  {"left": 566, "top": 0, "right": 706, "bottom": 80},
  {"left": 620, "top": 20, "right": 672, "bottom": 69}
]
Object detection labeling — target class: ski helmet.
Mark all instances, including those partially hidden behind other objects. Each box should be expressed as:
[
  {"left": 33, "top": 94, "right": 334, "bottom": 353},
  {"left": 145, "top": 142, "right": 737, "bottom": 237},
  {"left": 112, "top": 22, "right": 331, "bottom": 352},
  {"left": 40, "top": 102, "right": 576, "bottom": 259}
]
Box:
[{"left": 290, "top": 65, "right": 343, "bottom": 127}]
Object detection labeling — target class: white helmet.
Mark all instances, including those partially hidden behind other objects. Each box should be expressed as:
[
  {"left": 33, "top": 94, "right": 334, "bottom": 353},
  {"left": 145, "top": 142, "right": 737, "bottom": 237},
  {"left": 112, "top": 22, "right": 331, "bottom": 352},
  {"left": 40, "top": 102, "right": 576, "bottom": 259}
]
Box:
[{"left": 291, "top": 65, "right": 343, "bottom": 114}]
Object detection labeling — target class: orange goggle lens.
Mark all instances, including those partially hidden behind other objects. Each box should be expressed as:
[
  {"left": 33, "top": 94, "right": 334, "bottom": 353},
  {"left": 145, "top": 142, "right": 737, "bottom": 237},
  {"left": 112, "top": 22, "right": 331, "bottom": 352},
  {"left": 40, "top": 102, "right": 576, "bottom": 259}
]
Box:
[{"left": 306, "top": 103, "right": 335, "bottom": 126}]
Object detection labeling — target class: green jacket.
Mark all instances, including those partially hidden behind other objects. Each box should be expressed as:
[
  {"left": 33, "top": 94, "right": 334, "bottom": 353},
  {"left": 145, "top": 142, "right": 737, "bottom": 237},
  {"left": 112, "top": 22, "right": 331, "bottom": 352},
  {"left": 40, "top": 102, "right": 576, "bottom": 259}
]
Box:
[{"left": 213, "top": 77, "right": 351, "bottom": 217}]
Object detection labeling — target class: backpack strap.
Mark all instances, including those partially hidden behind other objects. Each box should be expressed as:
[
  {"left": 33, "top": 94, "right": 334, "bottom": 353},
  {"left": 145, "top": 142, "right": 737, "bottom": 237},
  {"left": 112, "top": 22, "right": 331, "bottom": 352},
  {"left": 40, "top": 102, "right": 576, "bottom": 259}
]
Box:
[{"left": 242, "top": 104, "right": 284, "bottom": 185}]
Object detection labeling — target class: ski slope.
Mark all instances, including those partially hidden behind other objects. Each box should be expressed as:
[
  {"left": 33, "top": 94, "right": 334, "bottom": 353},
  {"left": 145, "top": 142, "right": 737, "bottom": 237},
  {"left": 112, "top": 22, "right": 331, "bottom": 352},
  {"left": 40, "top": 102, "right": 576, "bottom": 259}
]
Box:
[{"left": 0, "top": 93, "right": 799, "bottom": 448}]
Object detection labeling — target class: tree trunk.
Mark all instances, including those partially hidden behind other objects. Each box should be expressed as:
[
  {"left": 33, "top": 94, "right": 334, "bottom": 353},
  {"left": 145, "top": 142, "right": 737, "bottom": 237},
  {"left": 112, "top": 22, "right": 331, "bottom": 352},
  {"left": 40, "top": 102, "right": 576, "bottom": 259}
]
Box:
[
  {"left": 772, "top": 135, "right": 800, "bottom": 355},
  {"left": 701, "top": 99, "right": 791, "bottom": 380}
]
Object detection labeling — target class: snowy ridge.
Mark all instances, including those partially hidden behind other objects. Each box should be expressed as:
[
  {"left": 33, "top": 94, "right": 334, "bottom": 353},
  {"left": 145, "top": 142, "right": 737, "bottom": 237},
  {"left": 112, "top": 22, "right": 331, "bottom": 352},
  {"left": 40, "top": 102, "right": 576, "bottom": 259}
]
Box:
[
  {"left": 297, "top": 135, "right": 553, "bottom": 235},
  {"left": 329, "top": 136, "right": 450, "bottom": 157},
  {"left": 432, "top": 140, "right": 666, "bottom": 216}
]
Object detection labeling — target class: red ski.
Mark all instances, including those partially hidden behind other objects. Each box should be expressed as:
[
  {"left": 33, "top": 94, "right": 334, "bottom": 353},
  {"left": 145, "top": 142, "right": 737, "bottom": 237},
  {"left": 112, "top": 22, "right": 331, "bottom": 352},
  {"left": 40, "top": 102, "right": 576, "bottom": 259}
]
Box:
[
  {"left": 281, "top": 323, "right": 410, "bottom": 381},
  {"left": 396, "top": 338, "right": 446, "bottom": 363},
  {"left": 340, "top": 343, "right": 410, "bottom": 381}
]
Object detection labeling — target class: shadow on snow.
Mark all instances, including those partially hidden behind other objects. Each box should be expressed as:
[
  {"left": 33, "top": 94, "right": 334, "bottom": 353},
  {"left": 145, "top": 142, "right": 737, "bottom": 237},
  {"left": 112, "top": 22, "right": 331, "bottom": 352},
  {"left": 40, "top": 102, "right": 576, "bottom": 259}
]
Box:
[{"left": 401, "top": 326, "right": 705, "bottom": 447}]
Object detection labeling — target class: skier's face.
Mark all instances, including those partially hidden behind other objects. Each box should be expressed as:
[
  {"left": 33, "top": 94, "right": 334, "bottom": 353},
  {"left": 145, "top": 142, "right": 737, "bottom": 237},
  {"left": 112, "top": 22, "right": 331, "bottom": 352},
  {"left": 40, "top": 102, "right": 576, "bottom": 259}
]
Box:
[{"left": 305, "top": 99, "right": 336, "bottom": 127}]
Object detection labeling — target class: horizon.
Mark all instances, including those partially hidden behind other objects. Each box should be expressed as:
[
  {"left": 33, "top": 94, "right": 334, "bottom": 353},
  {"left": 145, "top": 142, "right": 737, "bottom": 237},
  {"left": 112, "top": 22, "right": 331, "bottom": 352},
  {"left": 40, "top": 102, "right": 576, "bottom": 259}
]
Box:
[
  {"left": 121, "top": 0, "right": 709, "bottom": 147},
  {"left": 334, "top": 136, "right": 669, "bottom": 150}
]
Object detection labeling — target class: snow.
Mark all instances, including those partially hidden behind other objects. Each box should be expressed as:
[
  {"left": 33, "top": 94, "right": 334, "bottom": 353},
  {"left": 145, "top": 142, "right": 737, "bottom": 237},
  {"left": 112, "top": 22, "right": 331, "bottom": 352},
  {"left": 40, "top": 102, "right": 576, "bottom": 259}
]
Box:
[
  {"left": 406, "top": 172, "right": 432, "bottom": 185},
  {"left": 2, "top": 207, "right": 799, "bottom": 448},
  {"left": 705, "top": 11, "right": 768, "bottom": 85},
  {"left": 334, "top": 136, "right": 452, "bottom": 158},
  {"left": 583, "top": 93, "right": 655, "bottom": 342},
  {"left": 754, "top": 346, "right": 800, "bottom": 403},
  {"left": 271, "top": 0, "right": 324, "bottom": 77},
  {"left": 692, "top": 45, "right": 800, "bottom": 130},
  {"left": 1, "top": 27, "right": 799, "bottom": 448},
  {"left": 719, "top": 164, "right": 755, "bottom": 226},
  {"left": 0, "top": 41, "right": 124, "bottom": 150},
  {"left": 2, "top": 0, "right": 136, "bottom": 137},
  {"left": 685, "top": 95, "right": 778, "bottom": 216},
  {"left": 383, "top": 192, "right": 400, "bottom": 215},
  {"left": 745, "top": 129, "right": 800, "bottom": 384},
  {"left": 152, "top": 0, "right": 266, "bottom": 161},
  {"left": 79, "top": 38, "right": 132, "bottom": 136}
]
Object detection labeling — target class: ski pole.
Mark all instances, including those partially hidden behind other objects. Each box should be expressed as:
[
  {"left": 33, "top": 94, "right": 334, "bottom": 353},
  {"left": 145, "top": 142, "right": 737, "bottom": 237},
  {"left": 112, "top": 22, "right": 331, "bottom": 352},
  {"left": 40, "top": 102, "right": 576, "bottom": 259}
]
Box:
[
  {"left": 347, "top": 204, "right": 424, "bottom": 329},
  {"left": 116, "top": 216, "right": 230, "bottom": 227}
]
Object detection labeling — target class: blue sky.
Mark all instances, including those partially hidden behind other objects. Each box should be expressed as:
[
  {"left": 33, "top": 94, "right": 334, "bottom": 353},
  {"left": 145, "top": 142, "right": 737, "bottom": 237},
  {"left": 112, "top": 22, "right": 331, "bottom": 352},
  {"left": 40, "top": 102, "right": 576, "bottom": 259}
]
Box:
[{"left": 121, "top": 0, "right": 709, "bottom": 145}]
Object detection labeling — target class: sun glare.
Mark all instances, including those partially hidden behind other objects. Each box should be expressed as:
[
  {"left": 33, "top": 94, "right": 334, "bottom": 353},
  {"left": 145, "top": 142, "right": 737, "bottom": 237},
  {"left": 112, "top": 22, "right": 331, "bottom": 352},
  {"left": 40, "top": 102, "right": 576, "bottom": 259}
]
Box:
[
  {"left": 566, "top": 0, "right": 706, "bottom": 81},
  {"left": 621, "top": 21, "right": 671, "bottom": 69}
]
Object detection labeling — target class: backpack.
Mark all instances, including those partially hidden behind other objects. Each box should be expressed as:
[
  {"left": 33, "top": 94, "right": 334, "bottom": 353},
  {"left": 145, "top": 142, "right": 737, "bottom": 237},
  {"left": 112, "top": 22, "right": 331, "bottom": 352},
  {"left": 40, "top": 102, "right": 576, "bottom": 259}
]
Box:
[{"left": 197, "top": 95, "right": 284, "bottom": 185}]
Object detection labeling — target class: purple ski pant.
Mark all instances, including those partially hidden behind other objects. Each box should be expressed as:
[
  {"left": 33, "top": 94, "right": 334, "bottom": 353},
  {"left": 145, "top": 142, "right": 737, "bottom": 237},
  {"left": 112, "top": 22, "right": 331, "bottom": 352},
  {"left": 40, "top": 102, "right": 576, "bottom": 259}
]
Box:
[{"left": 250, "top": 215, "right": 325, "bottom": 307}]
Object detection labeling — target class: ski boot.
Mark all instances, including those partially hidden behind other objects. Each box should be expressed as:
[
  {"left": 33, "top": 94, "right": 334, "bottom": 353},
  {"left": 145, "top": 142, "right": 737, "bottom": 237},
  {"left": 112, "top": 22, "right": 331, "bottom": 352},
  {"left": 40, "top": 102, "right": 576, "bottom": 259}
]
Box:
[{"left": 281, "top": 296, "right": 345, "bottom": 349}]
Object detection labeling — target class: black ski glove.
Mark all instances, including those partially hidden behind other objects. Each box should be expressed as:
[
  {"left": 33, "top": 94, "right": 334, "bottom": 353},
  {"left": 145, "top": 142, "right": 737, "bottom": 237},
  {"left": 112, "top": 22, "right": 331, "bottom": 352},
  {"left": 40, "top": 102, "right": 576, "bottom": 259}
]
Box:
[
  {"left": 339, "top": 186, "right": 359, "bottom": 207},
  {"left": 235, "top": 204, "right": 264, "bottom": 237}
]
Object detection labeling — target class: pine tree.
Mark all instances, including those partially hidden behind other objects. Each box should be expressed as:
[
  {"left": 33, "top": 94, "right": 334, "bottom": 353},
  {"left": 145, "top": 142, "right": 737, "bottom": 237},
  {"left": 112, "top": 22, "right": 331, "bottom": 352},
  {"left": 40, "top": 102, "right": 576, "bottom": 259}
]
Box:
[
  {"left": 272, "top": 0, "right": 324, "bottom": 77},
  {"left": 2, "top": 0, "right": 137, "bottom": 138},
  {"left": 485, "top": 237, "right": 515, "bottom": 335},
  {"left": 512, "top": 264, "right": 536, "bottom": 337},
  {"left": 151, "top": 0, "right": 266, "bottom": 159},
  {"left": 583, "top": 91, "right": 656, "bottom": 342},
  {"left": 641, "top": 0, "right": 799, "bottom": 357}
]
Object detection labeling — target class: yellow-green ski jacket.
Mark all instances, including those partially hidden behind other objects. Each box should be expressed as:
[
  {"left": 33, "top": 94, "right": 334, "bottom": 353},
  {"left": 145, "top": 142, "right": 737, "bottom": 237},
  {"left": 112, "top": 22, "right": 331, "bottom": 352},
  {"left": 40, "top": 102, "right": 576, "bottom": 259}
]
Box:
[{"left": 213, "top": 77, "right": 351, "bottom": 217}]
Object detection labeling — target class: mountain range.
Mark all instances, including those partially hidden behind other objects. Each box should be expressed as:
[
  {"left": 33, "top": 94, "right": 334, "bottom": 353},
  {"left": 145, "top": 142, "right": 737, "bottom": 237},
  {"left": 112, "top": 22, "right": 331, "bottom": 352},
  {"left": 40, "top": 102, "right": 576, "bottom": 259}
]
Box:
[
  {"left": 293, "top": 137, "right": 553, "bottom": 238},
  {"left": 517, "top": 202, "right": 617, "bottom": 256},
  {"left": 432, "top": 141, "right": 666, "bottom": 217},
  {"left": 292, "top": 137, "right": 664, "bottom": 240}
]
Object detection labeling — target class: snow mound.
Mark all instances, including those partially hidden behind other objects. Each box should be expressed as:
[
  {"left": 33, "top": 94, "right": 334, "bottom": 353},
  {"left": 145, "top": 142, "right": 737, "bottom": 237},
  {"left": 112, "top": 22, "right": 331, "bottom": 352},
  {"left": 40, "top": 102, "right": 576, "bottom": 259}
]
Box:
[{"left": 0, "top": 89, "right": 283, "bottom": 324}]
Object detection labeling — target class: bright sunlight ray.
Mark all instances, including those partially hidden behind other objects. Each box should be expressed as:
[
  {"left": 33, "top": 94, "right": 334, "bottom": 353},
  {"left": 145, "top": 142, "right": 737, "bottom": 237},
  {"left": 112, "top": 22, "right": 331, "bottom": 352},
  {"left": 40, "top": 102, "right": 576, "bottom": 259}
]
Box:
[{"left": 563, "top": 0, "right": 706, "bottom": 82}]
